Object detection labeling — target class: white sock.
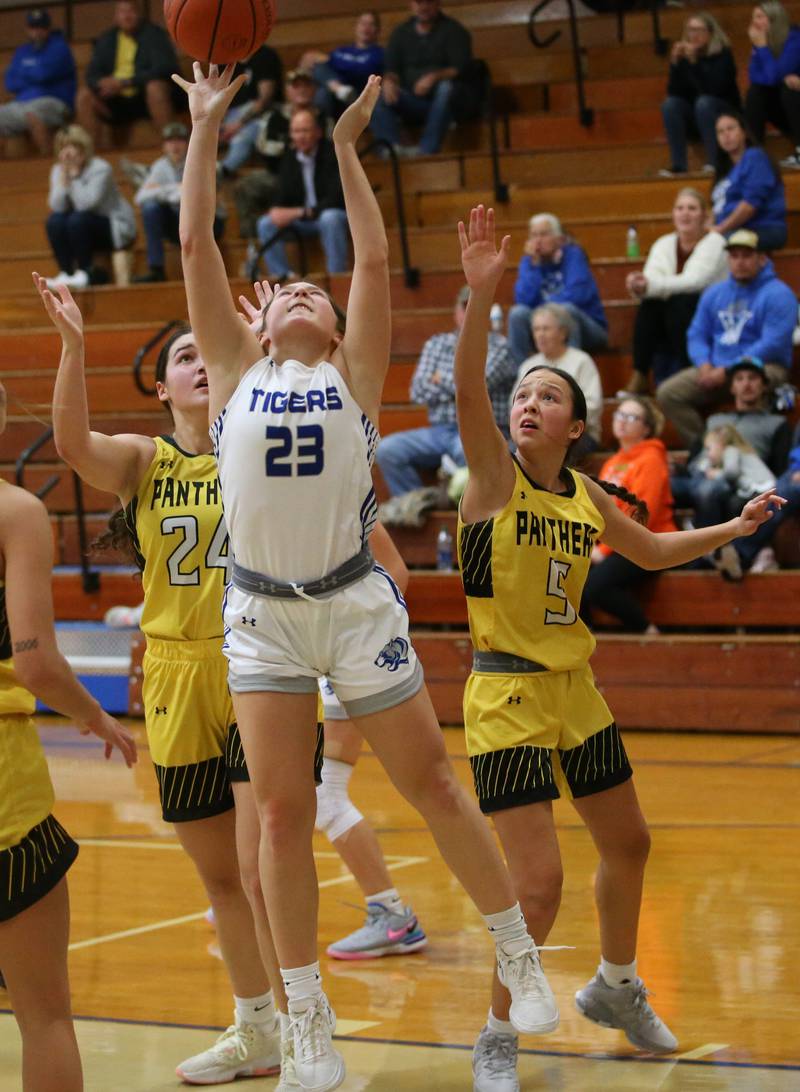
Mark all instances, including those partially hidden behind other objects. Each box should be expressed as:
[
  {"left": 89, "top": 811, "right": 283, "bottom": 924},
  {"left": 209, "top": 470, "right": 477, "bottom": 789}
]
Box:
[
  {"left": 366, "top": 887, "right": 404, "bottom": 914},
  {"left": 484, "top": 903, "right": 531, "bottom": 957},
  {"left": 487, "top": 1008, "right": 516, "bottom": 1037},
  {"left": 600, "top": 957, "right": 637, "bottom": 989},
  {"left": 279, "top": 1011, "right": 291, "bottom": 1039},
  {"left": 281, "top": 961, "right": 323, "bottom": 1013},
  {"left": 235, "top": 990, "right": 276, "bottom": 1027}
]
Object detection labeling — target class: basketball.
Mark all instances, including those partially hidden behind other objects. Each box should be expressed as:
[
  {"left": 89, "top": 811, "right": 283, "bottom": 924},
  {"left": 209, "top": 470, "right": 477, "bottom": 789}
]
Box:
[{"left": 164, "top": 0, "right": 276, "bottom": 65}]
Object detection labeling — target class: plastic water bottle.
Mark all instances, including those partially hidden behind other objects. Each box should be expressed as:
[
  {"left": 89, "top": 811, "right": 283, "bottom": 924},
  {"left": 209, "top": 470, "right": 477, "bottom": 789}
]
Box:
[
  {"left": 490, "top": 303, "right": 504, "bottom": 333},
  {"left": 626, "top": 225, "right": 640, "bottom": 259},
  {"left": 436, "top": 525, "right": 454, "bottom": 571}
]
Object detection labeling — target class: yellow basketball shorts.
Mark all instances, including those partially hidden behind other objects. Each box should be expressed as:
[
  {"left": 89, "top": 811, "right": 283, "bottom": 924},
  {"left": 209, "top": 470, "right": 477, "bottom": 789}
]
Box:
[
  {"left": 0, "top": 713, "right": 78, "bottom": 921},
  {"left": 464, "top": 664, "right": 632, "bottom": 813}
]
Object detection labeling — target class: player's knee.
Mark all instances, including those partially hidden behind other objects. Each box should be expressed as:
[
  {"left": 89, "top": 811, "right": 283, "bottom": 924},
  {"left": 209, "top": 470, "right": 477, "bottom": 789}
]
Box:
[
  {"left": 405, "top": 757, "right": 462, "bottom": 817},
  {"left": 258, "top": 792, "right": 316, "bottom": 849},
  {"left": 314, "top": 757, "right": 363, "bottom": 842},
  {"left": 238, "top": 855, "right": 264, "bottom": 909},
  {"left": 612, "top": 820, "right": 651, "bottom": 868},
  {"left": 517, "top": 865, "right": 563, "bottom": 923}
]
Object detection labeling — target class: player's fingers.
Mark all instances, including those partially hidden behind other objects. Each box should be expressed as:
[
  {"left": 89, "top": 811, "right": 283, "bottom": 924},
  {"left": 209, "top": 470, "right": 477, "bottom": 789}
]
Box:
[
  {"left": 457, "top": 220, "right": 468, "bottom": 252},
  {"left": 172, "top": 73, "right": 191, "bottom": 91}
]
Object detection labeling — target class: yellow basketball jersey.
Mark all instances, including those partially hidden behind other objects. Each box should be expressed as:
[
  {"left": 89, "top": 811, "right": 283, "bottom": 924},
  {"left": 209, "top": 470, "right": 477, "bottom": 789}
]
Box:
[
  {"left": 126, "top": 436, "right": 230, "bottom": 642},
  {"left": 0, "top": 580, "right": 36, "bottom": 717},
  {"left": 457, "top": 459, "right": 604, "bottom": 673}
]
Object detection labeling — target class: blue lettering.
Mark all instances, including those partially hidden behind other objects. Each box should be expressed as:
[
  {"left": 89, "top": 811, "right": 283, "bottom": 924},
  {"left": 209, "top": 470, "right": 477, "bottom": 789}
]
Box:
[
  {"left": 306, "top": 389, "right": 325, "bottom": 412},
  {"left": 249, "top": 388, "right": 265, "bottom": 412},
  {"left": 325, "top": 385, "right": 342, "bottom": 410},
  {"left": 289, "top": 391, "right": 307, "bottom": 413},
  {"left": 272, "top": 391, "right": 289, "bottom": 413}
]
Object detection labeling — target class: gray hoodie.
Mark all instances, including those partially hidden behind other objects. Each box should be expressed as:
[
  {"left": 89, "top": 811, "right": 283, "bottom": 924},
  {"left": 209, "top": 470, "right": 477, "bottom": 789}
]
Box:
[{"left": 48, "top": 156, "right": 136, "bottom": 250}]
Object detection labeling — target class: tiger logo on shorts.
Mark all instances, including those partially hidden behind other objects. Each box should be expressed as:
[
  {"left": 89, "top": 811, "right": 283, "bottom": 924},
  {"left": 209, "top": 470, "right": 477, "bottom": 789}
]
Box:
[{"left": 374, "top": 637, "right": 409, "bottom": 672}]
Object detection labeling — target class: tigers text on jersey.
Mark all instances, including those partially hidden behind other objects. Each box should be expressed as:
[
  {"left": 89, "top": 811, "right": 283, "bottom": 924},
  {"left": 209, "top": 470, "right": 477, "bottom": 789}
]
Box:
[
  {"left": 457, "top": 460, "right": 604, "bottom": 673},
  {"left": 0, "top": 581, "right": 35, "bottom": 717},
  {"left": 125, "top": 436, "right": 230, "bottom": 642},
  {"left": 212, "top": 357, "right": 378, "bottom": 584}
]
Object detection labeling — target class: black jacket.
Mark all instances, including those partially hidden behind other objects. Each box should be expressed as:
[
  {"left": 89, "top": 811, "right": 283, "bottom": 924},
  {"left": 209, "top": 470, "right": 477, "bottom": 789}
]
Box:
[
  {"left": 86, "top": 21, "right": 178, "bottom": 91},
  {"left": 667, "top": 48, "right": 741, "bottom": 109},
  {"left": 275, "top": 139, "right": 344, "bottom": 212}
]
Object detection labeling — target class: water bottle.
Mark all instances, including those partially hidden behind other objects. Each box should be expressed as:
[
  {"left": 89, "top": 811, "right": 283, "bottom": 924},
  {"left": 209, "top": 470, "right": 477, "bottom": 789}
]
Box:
[
  {"left": 626, "top": 225, "right": 640, "bottom": 259},
  {"left": 436, "top": 525, "right": 454, "bottom": 571},
  {"left": 490, "top": 303, "right": 503, "bottom": 333}
]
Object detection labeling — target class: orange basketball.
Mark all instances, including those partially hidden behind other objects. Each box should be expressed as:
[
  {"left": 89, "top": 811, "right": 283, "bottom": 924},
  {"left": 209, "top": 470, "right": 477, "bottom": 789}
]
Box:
[{"left": 164, "top": 0, "right": 276, "bottom": 65}]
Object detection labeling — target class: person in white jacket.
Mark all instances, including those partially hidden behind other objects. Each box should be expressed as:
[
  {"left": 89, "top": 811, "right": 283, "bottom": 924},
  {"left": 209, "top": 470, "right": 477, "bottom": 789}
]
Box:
[
  {"left": 45, "top": 123, "right": 135, "bottom": 289},
  {"left": 515, "top": 301, "right": 604, "bottom": 454},
  {"left": 623, "top": 187, "right": 727, "bottom": 393}
]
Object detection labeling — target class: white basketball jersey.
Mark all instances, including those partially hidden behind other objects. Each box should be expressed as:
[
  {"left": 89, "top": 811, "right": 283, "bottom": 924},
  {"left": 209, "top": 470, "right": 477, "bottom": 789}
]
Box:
[{"left": 212, "top": 357, "right": 379, "bottom": 584}]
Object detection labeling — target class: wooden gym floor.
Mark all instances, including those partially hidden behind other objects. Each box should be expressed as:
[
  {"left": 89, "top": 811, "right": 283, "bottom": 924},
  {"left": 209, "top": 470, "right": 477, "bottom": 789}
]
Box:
[{"left": 1, "top": 720, "right": 798, "bottom": 1090}]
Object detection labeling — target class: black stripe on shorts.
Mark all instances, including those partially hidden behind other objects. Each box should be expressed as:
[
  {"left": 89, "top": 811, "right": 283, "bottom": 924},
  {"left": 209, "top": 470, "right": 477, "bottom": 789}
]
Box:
[
  {"left": 0, "top": 814, "right": 79, "bottom": 922},
  {"left": 154, "top": 755, "right": 234, "bottom": 823},
  {"left": 558, "top": 722, "right": 632, "bottom": 799},
  {"left": 470, "top": 744, "right": 558, "bottom": 813},
  {"left": 226, "top": 722, "right": 325, "bottom": 786}
]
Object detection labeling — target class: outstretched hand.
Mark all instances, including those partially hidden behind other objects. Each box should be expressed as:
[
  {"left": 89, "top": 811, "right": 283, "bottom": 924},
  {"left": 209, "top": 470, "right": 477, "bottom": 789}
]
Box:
[
  {"left": 238, "top": 278, "right": 276, "bottom": 338},
  {"left": 333, "top": 73, "right": 382, "bottom": 145},
  {"left": 80, "top": 709, "right": 138, "bottom": 768},
  {"left": 172, "top": 62, "right": 247, "bottom": 126},
  {"left": 33, "top": 271, "right": 84, "bottom": 351},
  {"left": 457, "top": 205, "right": 511, "bottom": 296},
  {"left": 736, "top": 488, "right": 786, "bottom": 536}
]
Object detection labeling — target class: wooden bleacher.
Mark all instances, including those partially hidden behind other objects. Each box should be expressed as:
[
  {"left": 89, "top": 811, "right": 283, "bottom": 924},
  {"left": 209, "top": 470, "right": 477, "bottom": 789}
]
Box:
[{"left": 0, "top": 0, "right": 798, "bottom": 731}]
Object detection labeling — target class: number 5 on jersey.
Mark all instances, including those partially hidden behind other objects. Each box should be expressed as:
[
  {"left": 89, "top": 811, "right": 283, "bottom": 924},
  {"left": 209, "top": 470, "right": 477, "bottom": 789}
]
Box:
[{"left": 544, "top": 558, "right": 577, "bottom": 626}]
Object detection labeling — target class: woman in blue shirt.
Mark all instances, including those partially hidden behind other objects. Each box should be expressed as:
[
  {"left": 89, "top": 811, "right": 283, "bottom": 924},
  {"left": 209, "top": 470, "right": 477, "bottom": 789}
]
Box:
[
  {"left": 711, "top": 111, "right": 786, "bottom": 249},
  {"left": 744, "top": 0, "right": 800, "bottom": 168},
  {"left": 307, "top": 10, "right": 384, "bottom": 119}
]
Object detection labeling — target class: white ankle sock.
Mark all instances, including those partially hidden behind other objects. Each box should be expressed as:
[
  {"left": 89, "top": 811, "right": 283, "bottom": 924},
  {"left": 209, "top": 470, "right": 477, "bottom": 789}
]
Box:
[
  {"left": 281, "top": 962, "right": 323, "bottom": 1013},
  {"left": 279, "top": 1011, "right": 291, "bottom": 1039},
  {"left": 600, "top": 957, "right": 637, "bottom": 989},
  {"left": 235, "top": 990, "right": 276, "bottom": 1026},
  {"left": 484, "top": 903, "right": 531, "bottom": 957},
  {"left": 365, "top": 887, "right": 404, "bottom": 914},
  {"left": 487, "top": 1008, "right": 516, "bottom": 1037}
]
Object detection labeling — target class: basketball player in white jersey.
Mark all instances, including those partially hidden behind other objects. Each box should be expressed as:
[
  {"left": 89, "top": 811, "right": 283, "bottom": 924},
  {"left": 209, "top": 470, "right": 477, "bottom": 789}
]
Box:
[{"left": 176, "top": 65, "right": 558, "bottom": 1092}]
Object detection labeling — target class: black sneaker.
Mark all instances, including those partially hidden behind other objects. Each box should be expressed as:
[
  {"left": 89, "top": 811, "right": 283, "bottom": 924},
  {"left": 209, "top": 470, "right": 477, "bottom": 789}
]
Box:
[{"left": 133, "top": 268, "right": 167, "bottom": 284}]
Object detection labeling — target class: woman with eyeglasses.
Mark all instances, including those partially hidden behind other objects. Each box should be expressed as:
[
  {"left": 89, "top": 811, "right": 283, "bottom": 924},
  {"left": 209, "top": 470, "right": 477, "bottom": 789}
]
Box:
[
  {"left": 660, "top": 11, "right": 740, "bottom": 176},
  {"left": 580, "top": 397, "right": 677, "bottom": 634}
]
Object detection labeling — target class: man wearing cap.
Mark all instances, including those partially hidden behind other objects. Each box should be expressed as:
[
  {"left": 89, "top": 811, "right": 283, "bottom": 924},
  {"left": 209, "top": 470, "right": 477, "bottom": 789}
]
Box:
[
  {"left": 133, "top": 123, "right": 224, "bottom": 283},
  {"left": 217, "top": 44, "right": 283, "bottom": 181},
  {"left": 375, "top": 287, "right": 515, "bottom": 496},
  {"left": 0, "top": 9, "right": 75, "bottom": 155},
  {"left": 657, "top": 228, "right": 797, "bottom": 446}
]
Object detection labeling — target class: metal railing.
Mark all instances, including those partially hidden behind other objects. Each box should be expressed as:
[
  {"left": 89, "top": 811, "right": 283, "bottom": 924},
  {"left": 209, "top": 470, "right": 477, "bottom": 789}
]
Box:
[
  {"left": 15, "top": 426, "right": 100, "bottom": 594},
  {"left": 133, "top": 319, "right": 185, "bottom": 395},
  {"left": 529, "top": 0, "right": 594, "bottom": 129}
]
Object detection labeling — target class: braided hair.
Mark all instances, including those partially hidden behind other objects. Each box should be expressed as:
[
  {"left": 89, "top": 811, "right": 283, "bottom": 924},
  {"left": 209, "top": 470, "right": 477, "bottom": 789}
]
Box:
[{"left": 517, "top": 365, "right": 650, "bottom": 525}]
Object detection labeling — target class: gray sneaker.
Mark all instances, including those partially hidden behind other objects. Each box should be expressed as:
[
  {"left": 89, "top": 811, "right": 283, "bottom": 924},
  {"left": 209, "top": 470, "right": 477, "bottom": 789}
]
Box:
[
  {"left": 575, "top": 973, "right": 678, "bottom": 1053},
  {"left": 326, "top": 902, "right": 427, "bottom": 960},
  {"left": 472, "top": 1026, "right": 520, "bottom": 1091}
]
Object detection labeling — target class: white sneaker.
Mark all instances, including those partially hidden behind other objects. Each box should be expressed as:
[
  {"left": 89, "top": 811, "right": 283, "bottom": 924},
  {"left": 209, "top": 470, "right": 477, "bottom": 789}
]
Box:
[
  {"left": 277, "top": 1032, "right": 301, "bottom": 1089},
  {"left": 496, "top": 941, "right": 559, "bottom": 1035},
  {"left": 175, "top": 1016, "right": 281, "bottom": 1084},
  {"left": 575, "top": 972, "right": 678, "bottom": 1053},
  {"left": 45, "top": 270, "right": 71, "bottom": 289},
  {"left": 750, "top": 546, "right": 779, "bottom": 573},
  {"left": 52, "top": 269, "right": 89, "bottom": 290},
  {"left": 290, "top": 994, "right": 344, "bottom": 1091},
  {"left": 711, "top": 543, "right": 743, "bottom": 582},
  {"left": 472, "top": 1025, "right": 520, "bottom": 1091}
]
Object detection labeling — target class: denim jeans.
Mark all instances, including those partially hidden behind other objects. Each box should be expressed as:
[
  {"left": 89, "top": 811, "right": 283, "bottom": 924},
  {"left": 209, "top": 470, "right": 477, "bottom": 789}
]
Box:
[
  {"left": 376, "top": 423, "right": 465, "bottom": 496},
  {"left": 661, "top": 94, "right": 729, "bottom": 170},
  {"left": 140, "top": 201, "right": 224, "bottom": 268},
  {"left": 370, "top": 79, "right": 455, "bottom": 154},
  {"left": 221, "top": 103, "right": 263, "bottom": 173},
  {"left": 507, "top": 301, "right": 608, "bottom": 365},
  {"left": 46, "top": 210, "right": 113, "bottom": 273},
  {"left": 735, "top": 469, "right": 800, "bottom": 567},
  {"left": 671, "top": 471, "right": 738, "bottom": 527},
  {"left": 255, "top": 208, "right": 349, "bottom": 277}
]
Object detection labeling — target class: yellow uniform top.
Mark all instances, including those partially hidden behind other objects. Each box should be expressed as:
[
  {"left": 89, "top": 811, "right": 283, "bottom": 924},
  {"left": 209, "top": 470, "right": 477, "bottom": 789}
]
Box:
[
  {"left": 113, "top": 31, "right": 138, "bottom": 96},
  {"left": 125, "top": 436, "right": 230, "bottom": 642},
  {"left": 0, "top": 580, "right": 36, "bottom": 717},
  {"left": 457, "top": 459, "right": 605, "bottom": 673}
]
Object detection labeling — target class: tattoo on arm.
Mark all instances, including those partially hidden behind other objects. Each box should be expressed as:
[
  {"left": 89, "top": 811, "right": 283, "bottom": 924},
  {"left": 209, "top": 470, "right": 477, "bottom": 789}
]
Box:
[{"left": 14, "top": 637, "right": 39, "bottom": 653}]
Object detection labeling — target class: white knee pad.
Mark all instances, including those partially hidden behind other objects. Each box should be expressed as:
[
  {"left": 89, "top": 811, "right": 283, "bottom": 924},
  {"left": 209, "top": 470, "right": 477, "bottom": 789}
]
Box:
[{"left": 315, "top": 757, "right": 363, "bottom": 842}]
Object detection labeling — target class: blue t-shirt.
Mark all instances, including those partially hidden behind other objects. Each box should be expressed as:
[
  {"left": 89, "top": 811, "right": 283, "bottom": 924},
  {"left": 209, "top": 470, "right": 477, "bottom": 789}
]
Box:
[
  {"left": 711, "top": 147, "right": 786, "bottom": 231},
  {"left": 329, "top": 43, "right": 384, "bottom": 90},
  {"left": 749, "top": 26, "right": 800, "bottom": 85},
  {"left": 513, "top": 241, "right": 607, "bottom": 329}
]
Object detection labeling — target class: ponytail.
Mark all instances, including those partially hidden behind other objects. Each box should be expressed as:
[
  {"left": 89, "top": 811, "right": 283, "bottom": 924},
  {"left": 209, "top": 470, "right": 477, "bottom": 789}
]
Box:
[
  {"left": 591, "top": 477, "right": 649, "bottom": 526},
  {"left": 91, "top": 507, "right": 144, "bottom": 569}
]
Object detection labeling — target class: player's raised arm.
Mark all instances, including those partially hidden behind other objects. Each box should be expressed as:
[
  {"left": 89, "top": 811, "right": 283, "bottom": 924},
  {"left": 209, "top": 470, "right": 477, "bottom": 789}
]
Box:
[
  {"left": 174, "top": 63, "right": 263, "bottom": 415},
  {"left": 454, "top": 205, "right": 516, "bottom": 521},
  {"left": 332, "top": 75, "right": 391, "bottom": 422}
]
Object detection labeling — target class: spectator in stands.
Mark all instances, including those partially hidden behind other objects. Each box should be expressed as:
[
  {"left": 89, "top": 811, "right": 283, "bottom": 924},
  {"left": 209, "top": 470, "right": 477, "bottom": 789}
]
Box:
[
  {"left": 233, "top": 107, "right": 290, "bottom": 249},
  {"left": 734, "top": 419, "right": 800, "bottom": 571},
  {"left": 0, "top": 9, "right": 76, "bottom": 156},
  {"left": 376, "top": 285, "right": 515, "bottom": 495},
  {"left": 507, "top": 213, "right": 607, "bottom": 366},
  {"left": 370, "top": 0, "right": 472, "bottom": 156},
  {"left": 580, "top": 396, "right": 677, "bottom": 633},
  {"left": 133, "top": 123, "right": 225, "bottom": 284},
  {"left": 657, "top": 230, "right": 796, "bottom": 446},
  {"left": 44, "top": 124, "right": 136, "bottom": 289},
  {"left": 253, "top": 108, "right": 348, "bottom": 280},
  {"left": 711, "top": 111, "right": 786, "bottom": 249},
  {"left": 624, "top": 188, "right": 728, "bottom": 393},
  {"left": 216, "top": 44, "right": 283, "bottom": 180},
  {"left": 75, "top": 0, "right": 178, "bottom": 141},
  {"left": 515, "top": 303, "right": 603, "bottom": 453},
  {"left": 302, "top": 10, "right": 385, "bottom": 120},
  {"left": 660, "top": 11, "right": 740, "bottom": 176},
  {"left": 744, "top": 1, "right": 800, "bottom": 169}
]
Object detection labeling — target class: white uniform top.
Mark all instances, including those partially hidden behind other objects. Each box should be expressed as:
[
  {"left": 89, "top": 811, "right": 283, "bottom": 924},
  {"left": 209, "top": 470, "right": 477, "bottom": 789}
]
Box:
[{"left": 212, "top": 356, "right": 379, "bottom": 584}]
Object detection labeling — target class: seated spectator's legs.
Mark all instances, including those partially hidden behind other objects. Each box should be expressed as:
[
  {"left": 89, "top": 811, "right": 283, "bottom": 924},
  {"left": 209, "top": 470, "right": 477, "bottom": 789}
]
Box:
[
  {"left": 0, "top": 98, "right": 70, "bottom": 155},
  {"left": 779, "top": 83, "right": 800, "bottom": 150},
  {"left": 661, "top": 96, "right": 694, "bottom": 172},
  {"left": 256, "top": 212, "right": 292, "bottom": 277},
  {"left": 633, "top": 295, "right": 699, "bottom": 383},
  {"left": 46, "top": 209, "right": 113, "bottom": 275},
  {"left": 376, "top": 424, "right": 464, "bottom": 496},
  {"left": 220, "top": 104, "right": 262, "bottom": 174},
  {"left": 142, "top": 202, "right": 224, "bottom": 273},
  {"left": 370, "top": 85, "right": 452, "bottom": 154},
  {"left": 656, "top": 366, "right": 725, "bottom": 447},
  {"left": 753, "top": 223, "right": 787, "bottom": 251},
  {"left": 560, "top": 302, "right": 608, "bottom": 353},
  {"left": 507, "top": 303, "right": 534, "bottom": 365},
  {"left": 744, "top": 82, "right": 783, "bottom": 144},
  {"left": 735, "top": 469, "right": 800, "bottom": 568},
  {"left": 316, "top": 208, "right": 349, "bottom": 273},
  {"left": 689, "top": 474, "right": 736, "bottom": 527},
  {"left": 313, "top": 62, "right": 347, "bottom": 119},
  {"left": 580, "top": 552, "right": 653, "bottom": 633},
  {"left": 234, "top": 171, "right": 278, "bottom": 239},
  {"left": 75, "top": 87, "right": 148, "bottom": 140},
  {"left": 144, "top": 79, "right": 174, "bottom": 130},
  {"left": 765, "top": 363, "right": 789, "bottom": 391},
  {"left": 418, "top": 79, "right": 454, "bottom": 155},
  {"left": 369, "top": 94, "right": 403, "bottom": 148},
  {"left": 693, "top": 94, "right": 728, "bottom": 167}
]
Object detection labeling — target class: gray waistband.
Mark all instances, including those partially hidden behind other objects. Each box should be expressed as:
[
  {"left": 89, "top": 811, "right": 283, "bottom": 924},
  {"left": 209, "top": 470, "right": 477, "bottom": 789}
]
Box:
[
  {"left": 472, "top": 651, "right": 548, "bottom": 674},
  {"left": 232, "top": 545, "right": 374, "bottom": 601}
]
